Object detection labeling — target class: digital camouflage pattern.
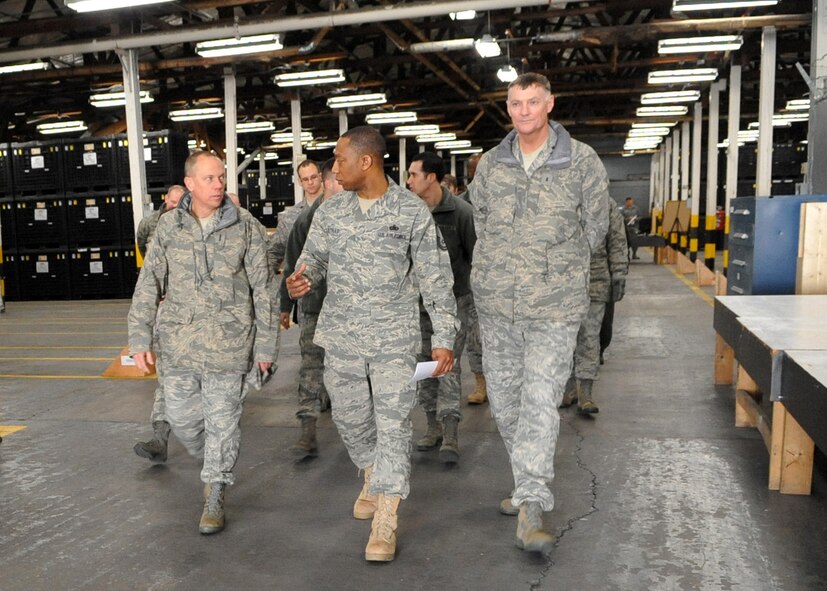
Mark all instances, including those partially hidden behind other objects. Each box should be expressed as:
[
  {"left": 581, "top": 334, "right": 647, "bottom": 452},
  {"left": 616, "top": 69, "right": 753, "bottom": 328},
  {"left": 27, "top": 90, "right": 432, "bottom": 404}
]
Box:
[
  {"left": 297, "top": 312, "right": 328, "bottom": 419},
  {"left": 136, "top": 208, "right": 164, "bottom": 258},
  {"left": 573, "top": 301, "right": 606, "bottom": 380},
  {"left": 280, "top": 198, "right": 326, "bottom": 316},
  {"left": 464, "top": 293, "right": 483, "bottom": 374},
  {"left": 267, "top": 199, "right": 306, "bottom": 271},
  {"left": 296, "top": 180, "right": 457, "bottom": 498}
]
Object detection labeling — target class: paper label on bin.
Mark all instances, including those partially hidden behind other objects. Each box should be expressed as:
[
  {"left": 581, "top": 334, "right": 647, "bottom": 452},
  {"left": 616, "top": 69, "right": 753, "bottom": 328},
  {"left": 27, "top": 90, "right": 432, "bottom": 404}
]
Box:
[
  {"left": 85, "top": 206, "right": 99, "bottom": 219},
  {"left": 144, "top": 147, "right": 152, "bottom": 161},
  {"left": 90, "top": 261, "right": 103, "bottom": 274},
  {"left": 34, "top": 209, "right": 48, "bottom": 221},
  {"left": 31, "top": 155, "right": 44, "bottom": 169},
  {"left": 82, "top": 152, "right": 97, "bottom": 166},
  {"left": 35, "top": 262, "right": 49, "bottom": 273},
  {"left": 120, "top": 355, "right": 136, "bottom": 366},
  {"left": 263, "top": 206, "right": 273, "bottom": 215}
]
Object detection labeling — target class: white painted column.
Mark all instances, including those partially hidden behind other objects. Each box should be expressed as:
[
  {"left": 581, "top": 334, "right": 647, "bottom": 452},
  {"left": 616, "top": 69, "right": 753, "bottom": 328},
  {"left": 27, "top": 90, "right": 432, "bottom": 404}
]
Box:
[
  {"left": 726, "top": 65, "right": 742, "bottom": 208},
  {"left": 756, "top": 26, "right": 777, "bottom": 196},
  {"left": 339, "top": 110, "right": 348, "bottom": 136},
  {"left": 223, "top": 66, "right": 238, "bottom": 195},
  {"left": 291, "top": 98, "right": 303, "bottom": 204},
  {"left": 671, "top": 127, "right": 680, "bottom": 202},
  {"left": 806, "top": 0, "right": 827, "bottom": 194},
  {"left": 399, "top": 138, "right": 407, "bottom": 185},
  {"left": 116, "top": 48, "right": 148, "bottom": 240},
  {"left": 680, "top": 120, "right": 690, "bottom": 201}
]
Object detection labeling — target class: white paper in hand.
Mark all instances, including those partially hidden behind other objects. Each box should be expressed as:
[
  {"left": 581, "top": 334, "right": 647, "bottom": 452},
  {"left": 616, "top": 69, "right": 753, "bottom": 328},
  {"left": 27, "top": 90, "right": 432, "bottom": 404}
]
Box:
[{"left": 410, "top": 361, "right": 438, "bottom": 383}]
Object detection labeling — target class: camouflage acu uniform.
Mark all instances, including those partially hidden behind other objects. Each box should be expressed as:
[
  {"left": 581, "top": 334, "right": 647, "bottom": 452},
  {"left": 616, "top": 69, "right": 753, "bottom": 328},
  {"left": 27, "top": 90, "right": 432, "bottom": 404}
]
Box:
[
  {"left": 136, "top": 207, "right": 164, "bottom": 258},
  {"left": 573, "top": 205, "right": 628, "bottom": 380},
  {"left": 469, "top": 122, "right": 609, "bottom": 511},
  {"left": 418, "top": 188, "right": 476, "bottom": 421},
  {"left": 281, "top": 198, "right": 329, "bottom": 419},
  {"left": 128, "top": 193, "right": 279, "bottom": 485},
  {"left": 297, "top": 180, "right": 457, "bottom": 498},
  {"left": 463, "top": 294, "right": 483, "bottom": 374},
  {"left": 267, "top": 199, "right": 306, "bottom": 271}
]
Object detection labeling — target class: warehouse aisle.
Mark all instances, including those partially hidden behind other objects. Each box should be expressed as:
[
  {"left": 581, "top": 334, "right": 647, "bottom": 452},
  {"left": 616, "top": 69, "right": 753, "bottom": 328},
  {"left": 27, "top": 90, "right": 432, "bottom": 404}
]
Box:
[{"left": 2, "top": 256, "right": 827, "bottom": 591}]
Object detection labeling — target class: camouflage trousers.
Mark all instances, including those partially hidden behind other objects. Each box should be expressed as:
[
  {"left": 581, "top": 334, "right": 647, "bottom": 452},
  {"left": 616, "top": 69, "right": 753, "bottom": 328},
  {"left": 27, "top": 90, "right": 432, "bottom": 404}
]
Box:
[
  {"left": 162, "top": 367, "right": 248, "bottom": 485},
  {"left": 297, "top": 312, "right": 328, "bottom": 419},
  {"left": 464, "top": 292, "right": 483, "bottom": 374},
  {"left": 573, "top": 301, "right": 606, "bottom": 380},
  {"left": 324, "top": 347, "right": 418, "bottom": 499},
  {"left": 478, "top": 315, "right": 579, "bottom": 512},
  {"left": 417, "top": 292, "right": 475, "bottom": 420}
]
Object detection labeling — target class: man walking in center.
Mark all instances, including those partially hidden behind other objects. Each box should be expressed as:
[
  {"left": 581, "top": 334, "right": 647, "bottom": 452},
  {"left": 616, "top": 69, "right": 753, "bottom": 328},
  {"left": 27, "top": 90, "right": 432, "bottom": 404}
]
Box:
[
  {"left": 128, "top": 151, "right": 279, "bottom": 535},
  {"left": 287, "top": 126, "right": 456, "bottom": 562},
  {"left": 406, "top": 151, "right": 476, "bottom": 464},
  {"left": 469, "top": 73, "right": 609, "bottom": 554}
]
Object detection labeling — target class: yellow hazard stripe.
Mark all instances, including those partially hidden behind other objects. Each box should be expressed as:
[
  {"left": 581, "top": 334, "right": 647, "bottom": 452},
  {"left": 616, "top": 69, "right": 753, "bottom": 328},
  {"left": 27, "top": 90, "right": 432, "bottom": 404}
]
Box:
[{"left": 0, "top": 425, "right": 27, "bottom": 437}]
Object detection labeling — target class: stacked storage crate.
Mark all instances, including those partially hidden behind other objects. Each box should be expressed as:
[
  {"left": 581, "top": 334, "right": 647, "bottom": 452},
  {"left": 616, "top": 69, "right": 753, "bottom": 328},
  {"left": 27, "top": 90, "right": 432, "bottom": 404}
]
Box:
[
  {"left": 244, "top": 167, "right": 294, "bottom": 228},
  {"left": 0, "top": 131, "right": 188, "bottom": 301}
]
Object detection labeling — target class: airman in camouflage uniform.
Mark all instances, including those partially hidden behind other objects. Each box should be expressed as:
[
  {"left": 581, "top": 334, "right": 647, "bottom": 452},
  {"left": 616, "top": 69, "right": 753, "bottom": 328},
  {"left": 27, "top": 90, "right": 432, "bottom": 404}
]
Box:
[
  {"left": 469, "top": 73, "right": 609, "bottom": 555},
  {"left": 287, "top": 127, "right": 456, "bottom": 562},
  {"left": 128, "top": 152, "right": 279, "bottom": 536},
  {"left": 407, "top": 151, "right": 476, "bottom": 464},
  {"left": 279, "top": 158, "right": 342, "bottom": 460},
  {"left": 561, "top": 203, "right": 628, "bottom": 414},
  {"left": 132, "top": 184, "right": 185, "bottom": 464}
]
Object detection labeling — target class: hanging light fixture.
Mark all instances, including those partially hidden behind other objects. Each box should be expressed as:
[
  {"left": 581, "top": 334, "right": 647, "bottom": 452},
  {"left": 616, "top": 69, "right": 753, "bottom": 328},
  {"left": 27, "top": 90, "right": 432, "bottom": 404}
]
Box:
[
  {"left": 90, "top": 90, "right": 154, "bottom": 108},
  {"left": 449, "top": 10, "right": 477, "bottom": 20},
  {"left": 169, "top": 107, "right": 224, "bottom": 122},
  {"left": 648, "top": 68, "right": 719, "bottom": 84},
  {"left": 327, "top": 93, "right": 387, "bottom": 109},
  {"left": 640, "top": 90, "right": 701, "bottom": 104},
  {"left": 270, "top": 130, "right": 314, "bottom": 143},
  {"left": 274, "top": 69, "right": 345, "bottom": 87},
  {"left": 475, "top": 34, "right": 502, "bottom": 58},
  {"left": 37, "top": 120, "right": 88, "bottom": 134},
  {"left": 658, "top": 35, "right": 743, "bottom": 54},
  {"left": 236, "top": 121, "right": 275, "bottom": 133},
  {"left": 416, "top": 133, "right": 458, "bottom": 143},
  {"left": 0, "top": 61, "right": 48, "bottom": 75},
  {"left": 65, "top": 0, "right": 174, "bottom": 12},
  {"left": 434, "top": 140, "right": 472, "bottom": 150},
  {"left": 365, "top": 112, "right": 418, "bottom": 125},
  {"left": 196, "top": 34, "right": 283, "bottom": 58},
  {"left": 394, "top": 124, "right": 441, "bottom": 137},
  {"left": 673, "top": 0, "right": 778, "bottom": 11}
]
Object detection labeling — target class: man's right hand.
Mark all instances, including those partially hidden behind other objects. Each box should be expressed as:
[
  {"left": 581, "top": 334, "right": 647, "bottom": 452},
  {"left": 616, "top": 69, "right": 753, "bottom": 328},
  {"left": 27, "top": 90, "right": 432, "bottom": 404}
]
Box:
[
  {"left": 132, "top": 351, "right": 155, "bottom": 374},
  {"left": 286, "top": 263, "right": 312, "bottom": 299},
  {"left": 279, "top": 312, "right": 292, "bottom": 330}
]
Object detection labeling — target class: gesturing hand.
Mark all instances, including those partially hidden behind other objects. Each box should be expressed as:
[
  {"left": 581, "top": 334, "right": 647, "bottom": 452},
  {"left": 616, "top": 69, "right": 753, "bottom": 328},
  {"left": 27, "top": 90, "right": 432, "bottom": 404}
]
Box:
[{"left": 286, "top": 263, "right": 312, "bottom": 299}]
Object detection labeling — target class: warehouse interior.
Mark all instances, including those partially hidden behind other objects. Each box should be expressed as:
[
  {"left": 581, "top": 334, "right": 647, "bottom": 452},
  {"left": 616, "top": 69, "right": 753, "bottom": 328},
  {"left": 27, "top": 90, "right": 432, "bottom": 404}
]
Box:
[{"left": 2, "top": 1, "right": 827, "bottom": 590}]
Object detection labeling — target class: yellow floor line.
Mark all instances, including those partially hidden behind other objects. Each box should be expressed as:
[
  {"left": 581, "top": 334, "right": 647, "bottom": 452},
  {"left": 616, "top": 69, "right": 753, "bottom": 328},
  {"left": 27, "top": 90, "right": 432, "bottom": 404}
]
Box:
[
  {"left": 0, "top": 425, "right": 27, "bottom": 437},
  {"left": 0, "top": 346, "right": 124, "bottom": 350},
  {"left": 0, "top": 374, "right": 154, "bottom": 380},
  {"left": 0, "top": 357, "right": 112, "bottom": 361},
  {"left": 666, "top": 264, "right": 715, "bottom": 307}
]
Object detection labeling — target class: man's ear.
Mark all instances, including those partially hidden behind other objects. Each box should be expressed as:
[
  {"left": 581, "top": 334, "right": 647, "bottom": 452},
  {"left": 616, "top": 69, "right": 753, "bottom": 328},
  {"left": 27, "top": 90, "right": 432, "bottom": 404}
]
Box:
[
  {"left": 361, "top": 154, "right": 373, "bottom": 171},
  {"left": 184, "top": 177, "right": 195, "bottom": 192}
]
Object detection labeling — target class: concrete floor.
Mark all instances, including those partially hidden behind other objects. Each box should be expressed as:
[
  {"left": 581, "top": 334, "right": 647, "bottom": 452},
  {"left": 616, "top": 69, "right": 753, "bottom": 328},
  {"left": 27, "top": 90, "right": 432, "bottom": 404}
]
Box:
[{"left": 2, "top": 255, "right": 827, "bottom": 591}]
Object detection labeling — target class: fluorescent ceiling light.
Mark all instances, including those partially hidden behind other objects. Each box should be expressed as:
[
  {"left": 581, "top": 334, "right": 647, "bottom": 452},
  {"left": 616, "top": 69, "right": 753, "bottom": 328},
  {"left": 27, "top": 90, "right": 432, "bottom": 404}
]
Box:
[
  {"left": 90, "top": 90, "right": 153, "bottom": 108},
  {"left": 632, "top": 121, "right": 678, "bottom": 128},
  {"left": 785, "top": 99, "right": 810, "bottom": 111},
  {"left": 475, "top": 35, "right": 501, "bottom": 58},
  {"left": 637, "top": 106, "right": 689, "bottom": 117},
  {"left": 658, "top": 35, "right": 743, "bottom": 54},
  {"left": 277, "top": 160, "right": 293, "bottom": 166},
  {"left": 365, "top": 111, "right": 417, "bottom": 124},
  {"left": 394, "top": 124, "right": 440, "bottom": 137},
  {"left": 648, "top": 68, "right": 719, "bottom": 84},
  {"left": 169, "top": 107, "right": 224, "bottom": 121},
  {"left": 274, "top": 69, "right": 345, "bottom": 87},
  {"left": 450, "top": 147, "right": 483, "bottom": 155},
  {"left": 416, "top": 133, "right": 457, "bottom": 143},
  {"left": 435, "top": 140, "right": 472, "bottom": 149},
  {"left": 449, "top": 10, "right": 476, "bottom": 20},
  {"left": 270, "top": 131, "right": 313, "bottom": 143},
  {"left": 65, "top": 0, "right": 174, "bottom": 12},
  {"left": 410, "top": 38, "right": 476, "bottom": 53},
  {"left": 258, "top": 152, "right": 279, "bottom": 161},
  {"left": 673, "top": 0, "right": 778, "bottom": 11},
  {"left": 237, "top": 121, "right": 275, "bottom": 133},
  {"left": 196, "top": 34, "right": 282, "bottom": 58},
  {"left": 37, "top": 120, "right": 88, "bottom": 134},
  {"left": 497, "top": 65, "right": 519, "bottom": 83},
  {"left": 640, "top": 90, "right": 701, "bottom": 104},
  {"left": 327, "top": 93, "right": 387, "bottom": 109},
  {"left": 0, "top": 61, "right": 48, "bottom": 74},
  {"left": 306, "top": 141, "right": 338, "bottom": 150},
  {"left": 628, "top": 128, "right": 671, "bottom": 137}
]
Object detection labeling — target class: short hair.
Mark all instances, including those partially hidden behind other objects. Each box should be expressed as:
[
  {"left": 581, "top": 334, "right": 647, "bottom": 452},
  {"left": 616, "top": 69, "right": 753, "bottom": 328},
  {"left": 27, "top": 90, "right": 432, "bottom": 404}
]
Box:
[
  {"left": 167, "top": 184, "right": 185, "bottom": 195},
  {"left": 321, "top": 157, "right": 336, "bottom": 180},
  {"left": 341, "top": 125, "right": 386, "bottom": 161},
  {"left": 410, "top": 151, "right": 445, "bottom": 183},
  {"left": 508, "top": 72, "right": 552, "bottom": 95},
  {"left": 441, "top": 174, "right": 458, "bottom": 189},
  {"left": 184, "top": 151, "right": 222, "bottom": 177},
  {"left": 296, "top": 159, "right": 320, "bottom": 176}
]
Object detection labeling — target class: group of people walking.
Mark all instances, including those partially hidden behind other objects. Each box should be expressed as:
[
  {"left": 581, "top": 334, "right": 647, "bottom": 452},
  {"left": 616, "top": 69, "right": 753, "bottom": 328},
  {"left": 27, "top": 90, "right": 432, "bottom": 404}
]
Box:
[{"left": 127, "top": 72, "right": 629, "bottom": 562}]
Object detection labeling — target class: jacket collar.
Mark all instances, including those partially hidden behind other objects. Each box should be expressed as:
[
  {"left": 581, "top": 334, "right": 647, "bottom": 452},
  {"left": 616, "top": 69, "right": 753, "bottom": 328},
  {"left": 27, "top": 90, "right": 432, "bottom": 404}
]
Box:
[
  {"left": 177, "top": 191, "right": 239, "bottom": 232},
  {"left": 431, "top": 186, "right": 456, "bottom": 214},
  {"left": 494, "top": 120, "right": 573, "bottom": 171}
]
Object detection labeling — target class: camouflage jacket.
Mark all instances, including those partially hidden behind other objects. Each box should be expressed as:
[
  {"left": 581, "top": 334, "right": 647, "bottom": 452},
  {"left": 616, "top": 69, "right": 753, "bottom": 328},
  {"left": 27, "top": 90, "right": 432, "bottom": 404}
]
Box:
[
  {"left": 266, "top": 198, "right": 306, "bottom": 272},
  {"left": 128, "top": 192, "right": 279, "bottom": 372},
  {"left": 469, "top": 121, "right": 610, "bottom": 322},
  {"left": 136, "top": 207, "right": 164, "bottom": 258},
  {"left": 430, "top": 187, "right": 476, "bottom": 299},
  {"left": 589, "top": 204, "right": 629, "bottom": 302},
  {"left": 280, "top": 197, "right": 327, "bottom": 316},
  {"left": 297, "top": 180, "right": 457, "bottom": 356}
]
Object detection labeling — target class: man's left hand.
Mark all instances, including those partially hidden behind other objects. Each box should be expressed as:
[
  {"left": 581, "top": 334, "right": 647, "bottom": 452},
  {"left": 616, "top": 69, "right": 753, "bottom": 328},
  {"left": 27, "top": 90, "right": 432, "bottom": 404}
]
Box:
[
  {"left": 431, "top": 348, "right": 454, "bottom": 377},
  {"left": 612, "top": 277, "right": 626, "bottom": 302}
]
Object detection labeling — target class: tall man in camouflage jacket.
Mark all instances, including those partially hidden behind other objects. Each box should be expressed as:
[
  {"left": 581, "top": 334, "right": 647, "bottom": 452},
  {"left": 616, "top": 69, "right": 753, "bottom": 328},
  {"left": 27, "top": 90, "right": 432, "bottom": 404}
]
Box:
[
  {"left": 469, "top": 73, "right": 609, "bottom": 555},
  {"left": 561, "top": 202, "right": 628, "bottom": 414},
  {"left": 407, "top": 151, "right": 476, "bottom": 464},
  {"left": 132, "top": 183, "right": 185, "bottom": 464},
  {"left": 280, "top": 158, "right": 342, "bottom": 460},
  {"left": 287, "top": 126, "right": 457, "bottom": 562},
  {"left": 128, "top": 151, "right": 279, "bottom": 536}
]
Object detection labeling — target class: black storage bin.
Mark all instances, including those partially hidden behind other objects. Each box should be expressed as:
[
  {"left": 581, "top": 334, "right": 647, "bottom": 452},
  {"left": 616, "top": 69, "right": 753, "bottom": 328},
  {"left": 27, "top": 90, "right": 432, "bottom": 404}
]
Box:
[
  {"left": 1, "top": 198, "right": 16, "bottom": 250},
  {"left": 247, "top": 198, "right": 284, "bottom": 228},
  {"left": 69, "top": 246, "right": 124, "bottom": 298},
  {"left": 63, "top": 137, "right": 118, "bottom": 192},
  {"left": 17, "top": 248, "right": 71, "bottom": 300},
  {"left": 66, "top": 193, "right": 121, "bottom": 247},
  {"left": 1, "top": 248, "right": 20, "bottom": 301},
  {"left": 121, "top": 247, "right": 139, "bottom": 296},
  {"left": 0, "top": 143, "right": 13, "bottom": 199},
  {"left": 11, "top": 140, "right": 64, "bottom": 195},
  {"left": 115, "top": 130, "right": 188, "bottom": 189},
  {"left": 245, "top": 168, "right": 294, "bottom": 201},
  {"left": 15, "top": 197, "right": 69, "bottom": 249},
  {"left": 119, "top": 193, "right": 136, "bottom": 246}
]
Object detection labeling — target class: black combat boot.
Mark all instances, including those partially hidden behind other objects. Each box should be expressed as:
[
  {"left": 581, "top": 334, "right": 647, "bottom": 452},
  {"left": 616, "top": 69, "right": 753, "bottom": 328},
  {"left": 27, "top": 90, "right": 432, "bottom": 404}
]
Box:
[
  {"left": 133, "top": 420, "right": 171, "bottom": 463},
  {"left": 439, "top": 416, "right": 460, "bottom": 464},
  {"left": 416, "top": 411, "right": 442, "bottom": 451},
  {"left": 290, "top": 416, "right": 318, "bottom": 461},
  {"left": 577, "top": 379, "right": 599, "bottom": 414}
]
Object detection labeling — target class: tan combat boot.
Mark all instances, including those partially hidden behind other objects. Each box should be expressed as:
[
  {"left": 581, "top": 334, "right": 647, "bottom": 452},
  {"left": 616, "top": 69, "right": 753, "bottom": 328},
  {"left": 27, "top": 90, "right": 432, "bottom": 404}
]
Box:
[
  {"left": 365, "top": 494, "right": 401, "bottom": 562},
  {"left": 353, "top": 465, "right": 377, "bottom": 520},
  {"left": 577, "top": 378, "right": 599, "bottom": 414},
  {"left": 467, "top": 372, "right": 488, "bottom": 404},
  {"left": 439, "top": 416, "right": 459, "bottom": 464},
  {"left": 559, "top": 377, "right": 578, "bottom": 408},
  {"left": 416, "top": 411, "right": 442, "bottom": 451},
  {"left": 290, "top": 416, "right": 318, "bottom": 461},
  {"left": 515, "top": 502, "right": 554, "bottom": 554},
  {"left": 199, "top": 482, "right": 226, "bottom": 535}
]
